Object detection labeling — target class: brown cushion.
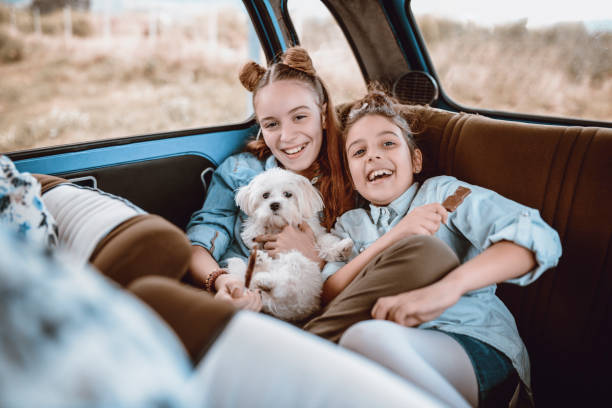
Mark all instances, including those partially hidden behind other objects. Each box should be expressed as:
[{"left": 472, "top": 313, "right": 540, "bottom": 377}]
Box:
[{"left": 398, "top": 107, "right": 612, "bottom": 406}]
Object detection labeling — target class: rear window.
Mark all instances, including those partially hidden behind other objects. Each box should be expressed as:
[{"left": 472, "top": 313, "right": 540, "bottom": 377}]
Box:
[
  {"left": 411, "top": 0, "right": 612, "bottom": 122},
  {"left": 0, "top": 0, "right": 263, "bottom": 152}
]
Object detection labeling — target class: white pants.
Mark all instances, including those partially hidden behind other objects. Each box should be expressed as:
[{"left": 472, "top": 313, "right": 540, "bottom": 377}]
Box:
[
  {"left": 340, "top": 320, "right": 478, "bottom": 407},
  {"left": 189, "top": 312, "right": 447, "bottom": 408}
]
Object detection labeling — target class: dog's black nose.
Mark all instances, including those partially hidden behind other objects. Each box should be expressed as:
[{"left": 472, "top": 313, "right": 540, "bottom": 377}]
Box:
[{"left": 270, "top": 202, "right": 280, "bottom": 211}]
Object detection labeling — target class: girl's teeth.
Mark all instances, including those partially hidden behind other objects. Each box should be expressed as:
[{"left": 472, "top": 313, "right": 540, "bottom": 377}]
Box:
[
  {"left": 368, "top": 169, "right": 392, "bottom": 181},
  {"left": 285, "top": 145, "right": 304, "bottom": 154}
]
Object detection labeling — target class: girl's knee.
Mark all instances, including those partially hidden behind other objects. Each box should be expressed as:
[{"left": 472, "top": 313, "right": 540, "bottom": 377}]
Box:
[
  {"left": 340, "top": 320, "right": 397, "bottom": 351},
  {"left": 368, "top": 236, "right": 459, "bottom": 288},
  {"left": 340, "top": 321, "right": 426, "bottom": 370},
  {"left": 393, "top": 235, "right": 459, "bottom": 269},
  {"left": 403, "top": 235, "right": 457, "bottom": 257}
]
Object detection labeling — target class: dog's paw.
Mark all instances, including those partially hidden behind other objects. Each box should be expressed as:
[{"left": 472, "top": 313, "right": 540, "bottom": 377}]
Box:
[
  {"left": 337, "top": 238, "right": 354, "bottom": 260},
  {"left": 319, "top": 237, "right": 354, "bottom": 262},
  {"left": 256, "top": 250, "right": 272, "bottom": 263}
]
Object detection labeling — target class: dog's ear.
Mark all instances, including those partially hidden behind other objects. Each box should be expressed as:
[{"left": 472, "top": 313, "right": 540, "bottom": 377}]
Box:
[
  {"left": 235, "top": 183, "right": 254, "bottom": 215},
  {"left": 296, "top": 176, "right": 324, "bottom": 218}
]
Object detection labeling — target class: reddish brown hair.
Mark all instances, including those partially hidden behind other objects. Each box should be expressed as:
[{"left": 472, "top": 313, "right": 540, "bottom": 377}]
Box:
[{"left": 238, "top": 47, "right": 354, "bottom": 229}]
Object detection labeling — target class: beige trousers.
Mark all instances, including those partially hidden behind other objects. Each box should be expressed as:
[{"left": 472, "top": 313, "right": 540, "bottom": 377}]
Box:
[{"left": 303, "top": 235, "right": 460, "bottom": 343}]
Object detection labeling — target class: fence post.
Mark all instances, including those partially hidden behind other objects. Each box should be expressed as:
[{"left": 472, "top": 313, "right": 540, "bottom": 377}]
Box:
[
  {"left": 104, "top": 4, "right": 111, "bottom": 40},
  {"left": 148, "top": 10, "right": 157, "bottom": 43},
  {"left": 33, "top": 8, "right": 41, "bottom": 36},
  {"left": 64, "top": 6, "right": 72, "bottom": 41},
  {"left": 10, "top": 5, "right": 17, "bottom": 33},
  {"left": 207, "top": 8, "right": 218, "bottom": 51}
]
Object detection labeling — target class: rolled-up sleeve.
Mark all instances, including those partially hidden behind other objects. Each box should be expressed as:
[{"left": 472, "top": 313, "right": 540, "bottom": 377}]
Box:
[
  {"left": 447, "top": 181, "right": 562, "bottom": 286},
  {"left": 186, "top": 154, "right": 262, "bottom": 261}
]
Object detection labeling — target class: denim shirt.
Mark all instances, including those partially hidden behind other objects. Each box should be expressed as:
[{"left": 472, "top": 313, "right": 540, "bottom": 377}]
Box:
[
  {"left": 324, "top": 175, "right": 562, "bottom": 387},
  {"left": 186, "top": 152, "right": 278, "bottom": 266}
]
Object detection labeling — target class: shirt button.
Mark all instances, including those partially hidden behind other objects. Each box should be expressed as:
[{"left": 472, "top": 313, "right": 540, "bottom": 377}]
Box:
[{"left": 359, "top": 247, "right": 365, "bottom": 253}]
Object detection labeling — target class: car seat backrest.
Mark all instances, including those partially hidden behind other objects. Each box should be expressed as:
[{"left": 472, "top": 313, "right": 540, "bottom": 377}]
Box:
[{"left": 399, "top": 104, "right": 612, "bottom": 406}]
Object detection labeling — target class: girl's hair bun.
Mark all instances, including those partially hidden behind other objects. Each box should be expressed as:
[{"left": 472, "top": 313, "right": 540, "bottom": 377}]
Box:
[
  {"left": 346, "top": 84, "right": 397, "bottom": 122},
  {"left": 363, "top": 83, "right": 398, "bottom": 110},
  {"left": 239, "top": 61, "right": 267, "bottom": 92},
  {"left": 281, "top": 46, "right": 317, "bottom": 76}
]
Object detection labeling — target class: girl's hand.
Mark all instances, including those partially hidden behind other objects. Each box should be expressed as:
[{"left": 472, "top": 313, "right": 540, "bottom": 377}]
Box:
[
  {"left": 371, "top": 279, "right": 461, "bottom": 327},
  {"left": 254, "top": 223, "right": 324, "bottom": 266},
  {"left": 214, "top": 274, "right": 262, "bottom": 312},
  {"left": 393, "top": 203, "right": 448, "bottom": 238}
]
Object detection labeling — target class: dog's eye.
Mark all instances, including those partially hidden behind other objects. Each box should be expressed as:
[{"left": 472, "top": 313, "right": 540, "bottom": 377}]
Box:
[
  {"left": 263, "top": 192, "right": 270, "bottom": 199},
  {"left": 283, "top": 191, "right": 292, "bottom": 198}
]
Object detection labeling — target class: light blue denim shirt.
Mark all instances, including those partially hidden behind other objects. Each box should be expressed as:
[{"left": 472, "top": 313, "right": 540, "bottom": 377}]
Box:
[
  {"left": 187, "top": 152, "right": 278, "bottom": 266},
  {"left": 324, "top": 175, "right": 562, "bottom": 387}
]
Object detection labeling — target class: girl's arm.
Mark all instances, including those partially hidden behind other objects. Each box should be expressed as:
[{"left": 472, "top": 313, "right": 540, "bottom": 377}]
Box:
[
  {"left": 443, "top": 240, "right": 536, "bottom": 294},
  {"left": 372, "top": 240, "right": 536, "bottom": 326},
  {"left": 188, "top": 244, "right": 221, "bottom": 286},
  {"left": 371, "top": 178, "right": 561, "bottom": 326},
  {"left": 187, "top": 154, "right": 261, "bottom": 263},
  {"left": 190, "top": 245, "right": 262, "bottom": 312},
  {"left": 322, "top": 203, "right": 449, "bottom": 304}
]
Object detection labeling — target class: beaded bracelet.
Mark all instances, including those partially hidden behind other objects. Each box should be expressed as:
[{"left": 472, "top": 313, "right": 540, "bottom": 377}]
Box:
[{"left": 205, "top": 268, "right": 229, "bottom": 294}]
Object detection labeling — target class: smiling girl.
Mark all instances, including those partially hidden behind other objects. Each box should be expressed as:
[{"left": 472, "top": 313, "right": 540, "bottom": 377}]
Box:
[
  {"left": 305, "top": 89, "right": 562, "bottom": 407},
  {"left": 185, "top": 47, "right": 355, "bottom": 308}
]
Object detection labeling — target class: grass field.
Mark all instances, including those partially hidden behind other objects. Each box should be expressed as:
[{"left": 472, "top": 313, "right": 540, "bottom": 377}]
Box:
[{"left": 1, "top": 5, "right": 610, "bottom": 152}]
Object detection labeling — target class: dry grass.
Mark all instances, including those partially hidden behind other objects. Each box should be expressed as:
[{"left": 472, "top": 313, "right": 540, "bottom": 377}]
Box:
[
  {"left": 0, "top": 6, "right": 252, "bottom": 152},
  {"left": 0, "top": 6, "right": 610, "bottom": 153},
  {"left": 418, "top": 16, "right": 612, "bottom": 119}
]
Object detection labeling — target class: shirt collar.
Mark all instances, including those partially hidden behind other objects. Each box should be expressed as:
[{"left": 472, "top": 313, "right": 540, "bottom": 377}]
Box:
[
  {"left": 265, "top": 155, "right": 279, "bottom": 170},
  {"left": 369, "top": 182, "right": 420, "bottom": 225}
]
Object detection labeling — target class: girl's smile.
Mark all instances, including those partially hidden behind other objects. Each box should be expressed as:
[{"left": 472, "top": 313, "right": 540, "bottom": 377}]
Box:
[{"left": 283, "top": 142, "right": 308, "bottom": 156}]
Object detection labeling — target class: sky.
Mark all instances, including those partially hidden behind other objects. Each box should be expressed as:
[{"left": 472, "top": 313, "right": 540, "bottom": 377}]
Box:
[
  {"left": 4, "top": 0, "right": 611, "bottom": 29},
  {"left": 293, "top": 0, "right": 612, "bottom": 29}
]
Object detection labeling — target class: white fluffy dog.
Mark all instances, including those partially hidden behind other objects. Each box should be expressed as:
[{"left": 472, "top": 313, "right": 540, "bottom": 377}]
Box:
[{"left": 226, "top": 168, "right": 353, "bottom": 321}]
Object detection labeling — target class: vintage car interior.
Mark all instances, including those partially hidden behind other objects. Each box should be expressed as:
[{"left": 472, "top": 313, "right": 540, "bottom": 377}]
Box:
[{"left": 5, "top": 0, "right": 611, "bottom": 406}]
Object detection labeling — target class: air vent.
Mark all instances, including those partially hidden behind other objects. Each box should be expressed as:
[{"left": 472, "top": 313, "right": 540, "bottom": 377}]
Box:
[{"left": 392, "top": 71, "right": 439, "bottom": 105}]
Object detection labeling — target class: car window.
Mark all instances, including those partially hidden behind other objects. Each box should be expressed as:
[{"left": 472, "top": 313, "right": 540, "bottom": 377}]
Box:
[
  {"left": 0, "top": 0, "right": 263, "bottom": 153},
  {"left": 287, "top": 1, "right": 366, "bottom": 106},
  {"left": 411, "top": 0, "right": 612, "bottom": 122}
]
